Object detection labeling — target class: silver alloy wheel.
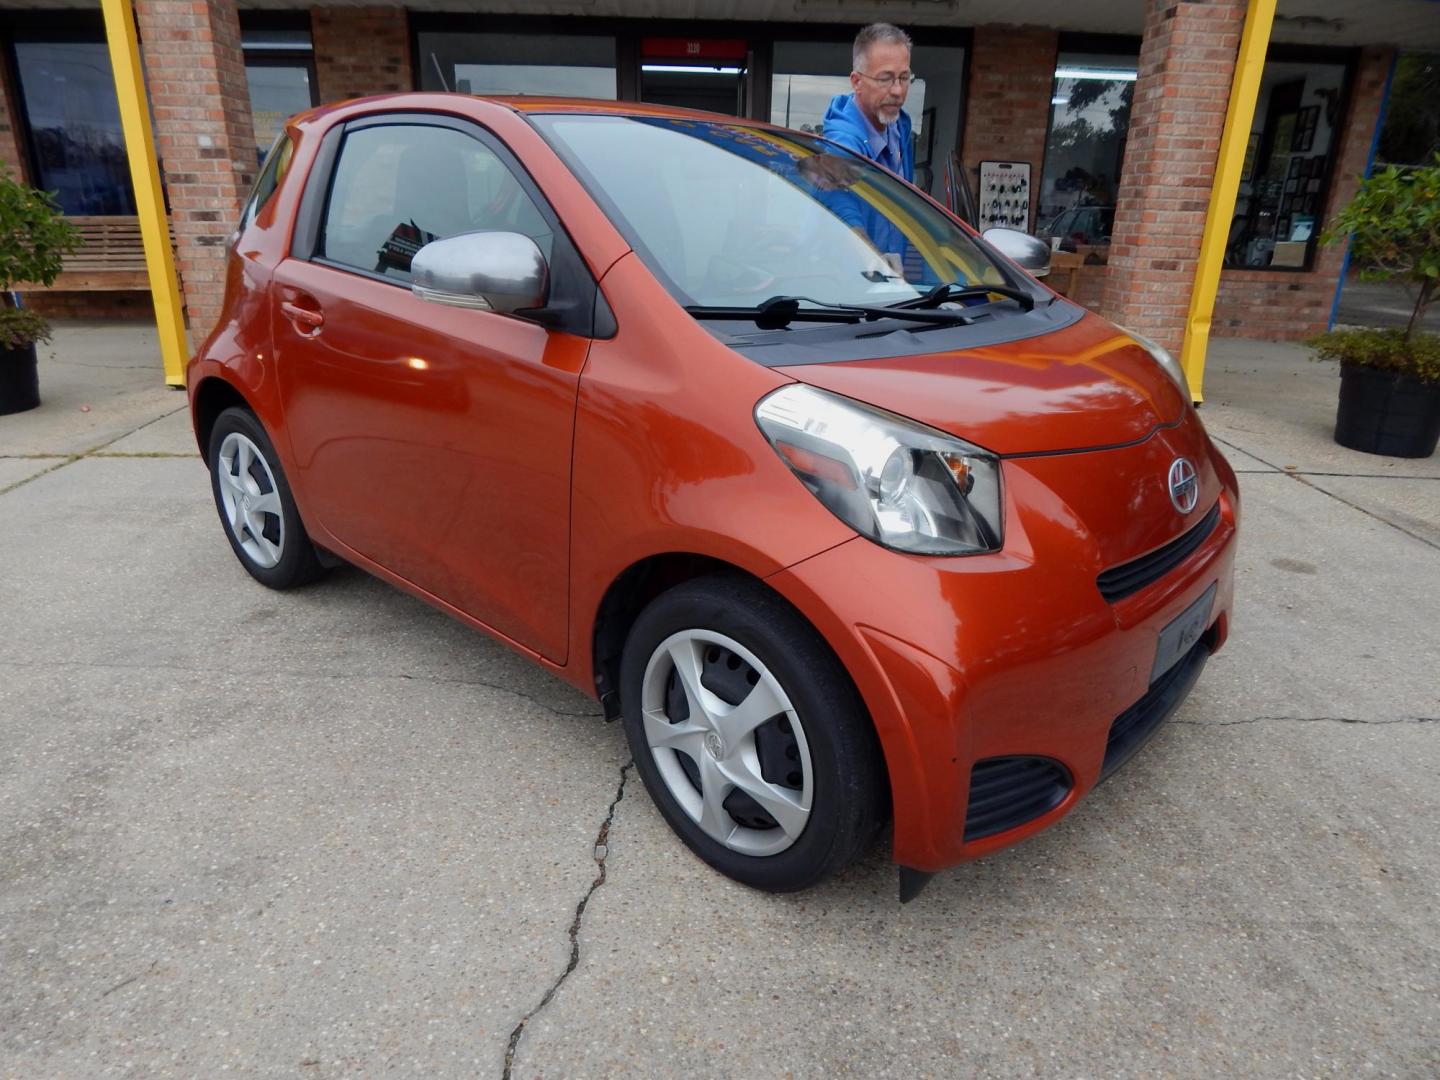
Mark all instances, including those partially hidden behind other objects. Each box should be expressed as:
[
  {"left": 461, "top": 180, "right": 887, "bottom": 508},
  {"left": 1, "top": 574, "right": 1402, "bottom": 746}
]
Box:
[
  {"left": 641, "top": 629, "right": 813, "bottom": 856},
  {"left": 216, "top": 431, "right": 285, "bottom": 569}
]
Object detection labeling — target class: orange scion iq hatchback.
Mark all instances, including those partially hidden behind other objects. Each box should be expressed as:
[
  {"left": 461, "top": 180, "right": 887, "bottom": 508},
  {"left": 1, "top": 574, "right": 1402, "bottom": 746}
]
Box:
[{"left": 190, "top": 94, "right": 1238, "bottom": 901}]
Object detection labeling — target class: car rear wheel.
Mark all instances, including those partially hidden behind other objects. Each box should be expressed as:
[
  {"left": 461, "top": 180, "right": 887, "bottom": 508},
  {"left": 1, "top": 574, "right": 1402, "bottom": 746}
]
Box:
[
  {"left": 620, "top": 575, "right": 886, "bottom": 892},
  {"left": 207, "top": 406, "right": 325, "bottom": 589}
]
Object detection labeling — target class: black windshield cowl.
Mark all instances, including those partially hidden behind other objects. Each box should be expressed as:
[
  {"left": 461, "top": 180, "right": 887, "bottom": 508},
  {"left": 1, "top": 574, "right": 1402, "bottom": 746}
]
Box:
[
  {"left": 684, "top": 294, "right": 1012, "bottom": 331},
  {"left": 891, "top": 282, "right": 1038, "bottom": 313}
]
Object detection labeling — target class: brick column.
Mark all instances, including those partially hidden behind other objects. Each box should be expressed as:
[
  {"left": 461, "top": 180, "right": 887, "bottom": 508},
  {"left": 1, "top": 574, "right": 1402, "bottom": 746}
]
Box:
[
  {"left": 1098, "top": 0, "right": 1245, "bottom": 352},
  {"left": 136, "top": 0, "right": 256, "bottom": 334},
  {"left": 960, "top": 26, "right": 1058, "bottom": 234},
  {"left": 1211, "top": 46, "right": 1396, "bottom": 340},
  {"left": 312, "top": 7, "right": 412, "bottom": 104},
  {"left": 0, "top": 48, "right": 28, "bottom": 179}
]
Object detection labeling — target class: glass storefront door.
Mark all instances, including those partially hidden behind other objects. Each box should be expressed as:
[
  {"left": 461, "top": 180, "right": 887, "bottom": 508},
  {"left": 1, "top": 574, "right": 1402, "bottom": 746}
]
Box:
[{"left": 639, "top": 38, "right": 748, "bottom": 116}]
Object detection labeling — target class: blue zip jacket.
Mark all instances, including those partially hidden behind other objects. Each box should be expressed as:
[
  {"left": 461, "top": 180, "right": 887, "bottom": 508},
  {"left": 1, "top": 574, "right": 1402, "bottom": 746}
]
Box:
[
  {"left": 821, "top": 92, "right": 914, "bottom": 182},
  {"left": 813, "top": 93, "right": 932, "bottom": 284}
]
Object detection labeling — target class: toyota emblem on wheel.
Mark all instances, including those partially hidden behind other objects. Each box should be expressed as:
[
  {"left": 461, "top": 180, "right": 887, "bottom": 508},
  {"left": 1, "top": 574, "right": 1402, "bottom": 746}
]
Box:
[{"left": 1168, "top": 457, "right": 1199, "bottom": 514}]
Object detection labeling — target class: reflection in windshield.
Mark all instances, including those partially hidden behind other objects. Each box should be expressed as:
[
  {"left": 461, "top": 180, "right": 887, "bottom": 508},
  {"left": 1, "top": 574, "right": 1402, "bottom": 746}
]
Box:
[{"left": 534, "top": 114, "right": 1005, "bottom": 309}]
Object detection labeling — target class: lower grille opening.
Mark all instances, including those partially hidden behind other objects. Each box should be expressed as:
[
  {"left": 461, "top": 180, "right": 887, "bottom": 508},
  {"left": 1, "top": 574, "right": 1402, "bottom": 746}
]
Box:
[
  {"left": 1101, "top": 627, "right": 1215, "bottom": 781},
  {"left": 964, "top": 756, "right": 1072, "bottom": 842}
]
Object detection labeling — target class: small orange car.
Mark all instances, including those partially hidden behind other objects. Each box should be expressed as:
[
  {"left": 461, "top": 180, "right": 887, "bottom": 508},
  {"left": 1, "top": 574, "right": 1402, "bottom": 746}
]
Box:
[{"left": 189, "top": 94, "right": 1238, "bottom": 900}]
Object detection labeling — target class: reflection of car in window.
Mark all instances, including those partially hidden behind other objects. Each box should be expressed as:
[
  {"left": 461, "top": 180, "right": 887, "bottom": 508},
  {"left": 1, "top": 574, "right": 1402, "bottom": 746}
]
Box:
[{"left": 1040, "top": 205, "right": 1115, "bottom": 251}]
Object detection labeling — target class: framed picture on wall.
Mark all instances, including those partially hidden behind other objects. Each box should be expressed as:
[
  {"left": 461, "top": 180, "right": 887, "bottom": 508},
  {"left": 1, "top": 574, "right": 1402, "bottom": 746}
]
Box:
[
  {"left": 1271, "top": 113, "right": 1297, "bottom": 171},
  {"left": 1292, "top": 106, "right": 1319, "bottom": 152},
  {"left": 1242, "top": 133, "right": 1260, "bottom": 182}
]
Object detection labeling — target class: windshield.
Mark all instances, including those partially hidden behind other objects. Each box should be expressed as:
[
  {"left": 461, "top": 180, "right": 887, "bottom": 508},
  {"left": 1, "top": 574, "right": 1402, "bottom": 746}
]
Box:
[{"left": 531, "top": 114, "right": 1011, "bottom": 311}]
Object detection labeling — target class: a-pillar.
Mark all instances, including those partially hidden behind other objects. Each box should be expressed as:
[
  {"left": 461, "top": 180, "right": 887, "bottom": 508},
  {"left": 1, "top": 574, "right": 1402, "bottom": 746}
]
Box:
[
  {"left": 134, "top": 0, "right": 256, "bottom": 336},
  {"left": 1099, "top": 0, "right": 1246, "bottom": 352}
]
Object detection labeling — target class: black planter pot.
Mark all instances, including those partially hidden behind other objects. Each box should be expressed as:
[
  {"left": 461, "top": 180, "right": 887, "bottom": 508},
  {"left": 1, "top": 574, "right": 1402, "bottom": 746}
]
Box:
[
  {"left": 0, "top": 342, "right": 41, "bottom": 416},
  {"left": 1334, "top": 363, "right": 1440, "bottom": 459}
]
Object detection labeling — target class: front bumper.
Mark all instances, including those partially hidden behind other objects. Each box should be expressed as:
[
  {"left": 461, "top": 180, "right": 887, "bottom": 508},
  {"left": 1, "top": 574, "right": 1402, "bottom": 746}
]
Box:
[{"left": 766, "top": 420, "right": 1239, "bottom": 872}]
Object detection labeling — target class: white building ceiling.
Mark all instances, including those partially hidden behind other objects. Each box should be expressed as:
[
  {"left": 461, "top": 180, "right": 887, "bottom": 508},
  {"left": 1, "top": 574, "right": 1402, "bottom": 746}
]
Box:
[{"left": 5, "top": 0, "right": 1439, "bottom": 51}]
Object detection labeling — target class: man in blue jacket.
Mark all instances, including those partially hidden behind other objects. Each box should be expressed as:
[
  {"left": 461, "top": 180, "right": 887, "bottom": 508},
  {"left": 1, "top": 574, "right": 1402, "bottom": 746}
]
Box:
[{"left": 822, "top": 23, "right": 916, "bottom": 183}]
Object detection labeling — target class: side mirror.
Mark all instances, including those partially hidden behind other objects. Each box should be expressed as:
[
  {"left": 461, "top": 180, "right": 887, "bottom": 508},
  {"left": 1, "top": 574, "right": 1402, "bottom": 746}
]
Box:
[
  {"left": 411, "top": 231, "right": 549, "bottom": 314},
  {"left": 980, "top": 227, "right": 1052, "bottom": 279}
]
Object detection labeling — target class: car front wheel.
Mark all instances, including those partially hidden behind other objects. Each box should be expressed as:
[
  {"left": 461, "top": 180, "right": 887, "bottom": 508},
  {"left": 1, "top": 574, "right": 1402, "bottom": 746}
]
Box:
[{"left": 620, "top": 575, "right": 887, "bottom": 892}]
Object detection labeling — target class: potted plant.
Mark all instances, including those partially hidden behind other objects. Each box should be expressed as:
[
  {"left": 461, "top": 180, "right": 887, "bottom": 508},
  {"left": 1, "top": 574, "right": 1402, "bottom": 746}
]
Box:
[
  {"left": 1310, "top": 156, "right": 1440, "bottom": 458},
  {"left": 0, "top": 168, "right": 79, "bottom": 416}
]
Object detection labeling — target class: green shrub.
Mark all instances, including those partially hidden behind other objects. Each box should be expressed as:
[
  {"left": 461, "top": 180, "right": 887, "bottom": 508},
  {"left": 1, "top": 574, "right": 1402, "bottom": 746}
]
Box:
[
  {"left": 1307, "top": 327, "right": 1440, "bottom": 384},
  {"left": 1321, "top": 156, "right": 1440, "bottom": 341},
  {"left": 0, "top": 168, "right": 80, "bottom": 352}
]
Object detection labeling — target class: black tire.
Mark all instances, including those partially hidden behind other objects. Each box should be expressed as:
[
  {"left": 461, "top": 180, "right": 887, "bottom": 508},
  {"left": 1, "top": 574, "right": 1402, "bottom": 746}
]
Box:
[
  {"left": 620, "top": 574, "right": 887, "bottom": 892},
  {"left": 207, "top": 406, "right": 326, "bottom": 590}
]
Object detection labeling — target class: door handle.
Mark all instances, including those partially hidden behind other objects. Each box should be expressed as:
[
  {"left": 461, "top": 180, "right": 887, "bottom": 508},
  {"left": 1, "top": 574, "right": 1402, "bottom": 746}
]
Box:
[{"left": 281, "top": 300, "right": 324, "bottom": 333}]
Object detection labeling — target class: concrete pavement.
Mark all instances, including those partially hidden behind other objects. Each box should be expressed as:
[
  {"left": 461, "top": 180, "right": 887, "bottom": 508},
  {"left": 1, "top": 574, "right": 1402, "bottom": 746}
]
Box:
[{"left": 1, "top": 323, "right": 1437, "bottom": 1077}]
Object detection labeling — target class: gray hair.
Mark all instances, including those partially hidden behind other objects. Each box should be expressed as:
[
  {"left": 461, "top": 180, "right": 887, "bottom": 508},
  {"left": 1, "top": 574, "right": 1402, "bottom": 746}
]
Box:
[{"left": 853, "top": 23, "right": 912, "bottom": 73}]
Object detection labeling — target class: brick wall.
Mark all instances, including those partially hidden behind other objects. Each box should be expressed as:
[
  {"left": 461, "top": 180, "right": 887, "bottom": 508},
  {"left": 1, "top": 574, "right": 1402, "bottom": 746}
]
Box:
[
  {"left": 1211, "top": 45, "right": 1396, "bottom": 340},
  {"left": 0, "top": 43, "right": 27, "bottom": 180},
  {"left": 960, "top": 26, "right": 1058, "bottom": 234},
  {"left": 1098, "top": 0, "right": 1244, "bottom": 353},
  {"left": 135, "top": 0, "right": 257, "bottom": 335},
  {"left": 312, "top": 7, "right": 412, "bottom": 103}
]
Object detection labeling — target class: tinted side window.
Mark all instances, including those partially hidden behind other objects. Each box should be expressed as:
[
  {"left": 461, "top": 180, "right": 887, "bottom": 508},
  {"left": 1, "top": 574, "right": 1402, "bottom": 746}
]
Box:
[{"left": 318, "top": 123, "right": 554, "bottom": 282}]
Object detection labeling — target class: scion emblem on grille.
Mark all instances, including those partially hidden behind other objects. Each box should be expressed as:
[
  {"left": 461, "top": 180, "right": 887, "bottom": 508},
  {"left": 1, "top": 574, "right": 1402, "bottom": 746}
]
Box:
[{"left": 1168, "top": 458, "right": 1199, "bottom": 514}]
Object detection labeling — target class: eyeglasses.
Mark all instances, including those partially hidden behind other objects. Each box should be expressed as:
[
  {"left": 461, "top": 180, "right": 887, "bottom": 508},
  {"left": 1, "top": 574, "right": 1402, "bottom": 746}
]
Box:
[{"left": 854, "top": 71, "right": 918, "bottom": 88}]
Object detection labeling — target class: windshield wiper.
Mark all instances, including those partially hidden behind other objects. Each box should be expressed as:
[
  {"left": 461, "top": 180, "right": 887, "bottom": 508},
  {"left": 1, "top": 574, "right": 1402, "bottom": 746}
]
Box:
[
  {"left": 890, "top": 282, "right": 1037, "bottom": 312},
  {"left": 685, "top": 295, "right": 985, "bottom": 330}
]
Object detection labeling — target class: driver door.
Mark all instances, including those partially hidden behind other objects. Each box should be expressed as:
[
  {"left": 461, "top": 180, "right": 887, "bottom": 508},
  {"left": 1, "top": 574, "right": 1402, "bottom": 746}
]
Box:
[{"left": 273, "top": 116, "right": 587, "bottom": 662}]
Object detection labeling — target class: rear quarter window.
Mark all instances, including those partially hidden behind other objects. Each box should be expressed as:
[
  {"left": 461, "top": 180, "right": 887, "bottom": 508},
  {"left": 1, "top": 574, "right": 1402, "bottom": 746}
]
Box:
[{"left": 241, "top": 134, "right": 294, "bottom": 229}]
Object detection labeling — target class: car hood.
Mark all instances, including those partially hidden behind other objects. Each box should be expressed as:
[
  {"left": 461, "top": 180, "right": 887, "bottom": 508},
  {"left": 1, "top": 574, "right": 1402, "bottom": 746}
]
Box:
[{"left": 780, "top": 312, "right": 1190, "bottom": 456}]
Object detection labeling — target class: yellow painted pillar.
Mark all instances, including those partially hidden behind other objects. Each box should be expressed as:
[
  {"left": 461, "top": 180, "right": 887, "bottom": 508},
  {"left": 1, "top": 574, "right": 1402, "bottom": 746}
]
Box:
[
  {"left": 100, "top": 0, "right": 189, "bottom": 388},
  {"left": 1180, "top": 0, "right": 1278, "bottom": 402}
]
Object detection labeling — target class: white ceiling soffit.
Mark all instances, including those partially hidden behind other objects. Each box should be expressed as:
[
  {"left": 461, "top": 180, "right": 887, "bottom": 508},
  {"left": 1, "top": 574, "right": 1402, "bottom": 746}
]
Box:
[{"left": 5, "top": 0, "right": 1438, "bottom": 50}]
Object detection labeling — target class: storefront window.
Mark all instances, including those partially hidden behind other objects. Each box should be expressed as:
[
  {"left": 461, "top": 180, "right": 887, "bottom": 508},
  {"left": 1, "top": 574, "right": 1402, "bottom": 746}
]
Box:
[
  {"left": 416, "top": 32, "right": 617, "bottom": 98},
  {"left": 11, "top": 40, "right": 135, "bottom": 216},
  {"left": 1225, "top": 58, "right": 1349, "bottom": 271},
  {"left": 769, "top": 39, "right": 965, "bottom": 199},
  {"left": 242, "top": 25, "right": 317, "bottom": 162},
  {"left": 1036, "top": 52, "right": 1135, "bottom": 248}
]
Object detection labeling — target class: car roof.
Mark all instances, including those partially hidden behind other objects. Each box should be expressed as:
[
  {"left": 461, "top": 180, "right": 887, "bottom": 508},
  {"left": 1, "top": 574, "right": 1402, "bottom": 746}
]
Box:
[{"left": 487, "top": 95, "right": 772, "bottom": 124}]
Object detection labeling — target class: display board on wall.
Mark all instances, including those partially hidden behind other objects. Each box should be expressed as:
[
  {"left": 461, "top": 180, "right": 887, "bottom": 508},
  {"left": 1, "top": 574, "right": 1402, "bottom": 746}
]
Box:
[{"left": 978, "top": 160, "right": 1031, "bottom": 231}]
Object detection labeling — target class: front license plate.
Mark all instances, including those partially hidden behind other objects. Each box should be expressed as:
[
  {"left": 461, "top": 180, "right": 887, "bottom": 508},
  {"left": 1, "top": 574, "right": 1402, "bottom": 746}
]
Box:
[{"left": 1150, "top": 583, "right": 1217, "bottom": 685}]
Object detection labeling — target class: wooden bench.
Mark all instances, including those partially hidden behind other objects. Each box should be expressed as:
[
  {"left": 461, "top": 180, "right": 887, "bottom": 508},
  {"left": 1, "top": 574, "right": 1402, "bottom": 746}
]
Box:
[
  {"left": 1048, "top": 250, "right": 1084, "bottom": 298},
  {"left": 17, "top": 215, "right": 176, "bottom": 292}
]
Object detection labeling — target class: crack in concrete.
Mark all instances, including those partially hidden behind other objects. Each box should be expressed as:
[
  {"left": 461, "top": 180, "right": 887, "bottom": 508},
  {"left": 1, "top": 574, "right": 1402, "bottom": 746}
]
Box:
[
  {"left": 503, "top": 760, "right": 633, "bottom": 1080},
  {"left": 1208, "top": 436, "right": 1440, "bottom": 552},
  {"left": 0, "top": 404, "right": 190, "bottom": 497},
  {"left": 1173, "top": 715, "right": 1438, "bottom": 727},
  {"left": 0, "top": 657, "right": 603, "bottom": 719},
  {"left": 99, "top": 960, "right": 158, "bottom": 999}
]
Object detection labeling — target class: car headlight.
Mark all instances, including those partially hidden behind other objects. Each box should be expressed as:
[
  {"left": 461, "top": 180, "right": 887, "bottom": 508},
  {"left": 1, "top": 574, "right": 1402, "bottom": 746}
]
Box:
[
  {"left": 755, "top": 384, "right": 1002, "bottom": 556},
  {"left": 1125, "top": 328, "right": 1190, "bottom": 396}
]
